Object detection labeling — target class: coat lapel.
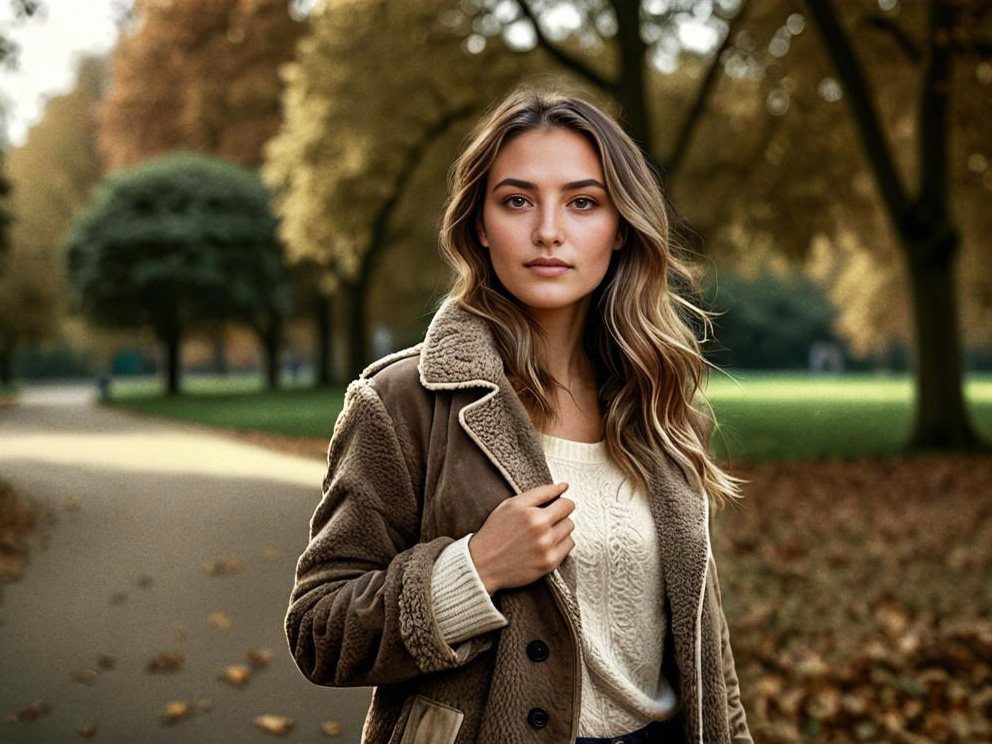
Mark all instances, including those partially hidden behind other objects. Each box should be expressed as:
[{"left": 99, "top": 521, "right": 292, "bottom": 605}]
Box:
[
  {"left": 417, "top": 297, "right": 712, "bottom": 744},
  {"left": 416, "top": 298, "right": 581, "bottom": 596}
]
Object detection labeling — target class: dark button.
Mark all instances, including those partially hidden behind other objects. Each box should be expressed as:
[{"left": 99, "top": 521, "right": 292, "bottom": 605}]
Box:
[
  {"left": 526, "top": 639, "right": 549, "bottom": 662},
  {"left": 527, "top": 707, "right": 549, "bottom": 729}
]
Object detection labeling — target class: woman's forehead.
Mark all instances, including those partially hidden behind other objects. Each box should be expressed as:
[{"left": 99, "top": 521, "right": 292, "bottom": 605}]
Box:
[{"left": 490, "top": 129, "right": 604, "bottom": 186}]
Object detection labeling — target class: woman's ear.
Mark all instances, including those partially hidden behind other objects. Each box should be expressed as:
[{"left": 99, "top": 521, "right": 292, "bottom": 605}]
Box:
[
  {"left": 476, "top": 213, "right": 488, "bottom": 248},
  {"left": 613, "top": 224, "right": 626, "bottom": 250}
]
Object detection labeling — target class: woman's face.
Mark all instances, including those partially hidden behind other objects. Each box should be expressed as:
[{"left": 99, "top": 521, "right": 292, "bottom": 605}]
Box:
[{"left": 476, "top": 127, "right": 623, "bottom": 314}]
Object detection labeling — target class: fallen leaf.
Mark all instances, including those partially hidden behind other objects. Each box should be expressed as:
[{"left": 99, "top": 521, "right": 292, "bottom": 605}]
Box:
[
  {"left": 79, "top": 722, "right": 97, "bottom": 738},
  {"left": 321, "top": 719, "right": 343, "bottom": 736},
  {"left": 795, "top": 651, "right": 829, "bottom": 679},
  {"left": 254, "top": 714, "right": 294, "bottom": 735},
  {"left": 247, "top": 648, "right": 272, "bottom": 668},
  {"left": 219, "top": 664, "right": 252, "bottom": 687},
  {"left": 261, "top": 548, "right": 282, "bottom": 561},
  {"left": 874, "top": 599, "right": 909, "bottom": 638},
  {"left": 146, "top": 651, "right": 184, "bottom": 673},
  {"left": 96, "top": 654, "right": 116, "bottom": 670},
  {"left": 161, "top": 700, "right": 190, "bottom": 725},
  {"left": 202, "top": 556, "right": 241, "bottom": 576},
  {"left": 70, "top": 669, "right": 97, "bottom": 685},
  {"left": 207, "top": 611, "right": 232, "bottom": 629},
  {"left": 5, "top": 699, "right": 50, "bottom": 723},
  {"left": 775, "top": 539, "right": 808, "bottom": 561}
]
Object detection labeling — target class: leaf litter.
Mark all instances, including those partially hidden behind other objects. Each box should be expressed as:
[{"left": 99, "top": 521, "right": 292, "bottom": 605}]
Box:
[{"left": 716, "top": 452, "right": 992, "bottom": 744}]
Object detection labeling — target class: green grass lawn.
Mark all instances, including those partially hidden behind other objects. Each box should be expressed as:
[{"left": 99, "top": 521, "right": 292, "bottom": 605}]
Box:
[
  {"left": 104, "top": 371, "right": 992, "bottom": 461},
  {"left": 706, "top": 371, "right": 992, "bottom": 460},
  {"left": 105, "top": 373, "right": 346, "bottom": 439}
]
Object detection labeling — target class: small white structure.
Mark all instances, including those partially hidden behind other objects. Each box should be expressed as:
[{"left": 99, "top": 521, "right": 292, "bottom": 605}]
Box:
[
  {"left": 808, "top": 340, "right": 844, "bottom": 373},
  {"left": 371, "top": 323, "right": 396, "bottom": 361}
]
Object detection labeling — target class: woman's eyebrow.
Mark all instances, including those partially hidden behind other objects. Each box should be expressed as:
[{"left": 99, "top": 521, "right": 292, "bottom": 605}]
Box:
[{"left": 491, "top": 177, "right": 606, "bottom": 193}]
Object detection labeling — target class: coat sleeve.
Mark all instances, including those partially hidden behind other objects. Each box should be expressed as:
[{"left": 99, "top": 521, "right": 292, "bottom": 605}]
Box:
[
  {"left": 285, "top": 377, "right": 497, "bottom": 687},
  {"left": 708, "top": 550, "right": 754, "bottom": 744}
]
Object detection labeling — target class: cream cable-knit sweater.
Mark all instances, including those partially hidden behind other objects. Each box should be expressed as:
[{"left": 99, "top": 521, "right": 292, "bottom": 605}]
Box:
[{"left": 429, "top": 431, "right": 679, "bottom": 737}]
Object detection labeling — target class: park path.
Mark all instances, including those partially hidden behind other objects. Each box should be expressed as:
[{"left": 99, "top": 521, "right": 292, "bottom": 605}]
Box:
[{"left": 0, "top": 384, "right": 371, "bottom": 743}]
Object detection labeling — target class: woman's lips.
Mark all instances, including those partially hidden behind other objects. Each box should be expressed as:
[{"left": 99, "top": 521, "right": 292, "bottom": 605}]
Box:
[{"left": 527, "top": 265, "right": 571, "bottom": 277}]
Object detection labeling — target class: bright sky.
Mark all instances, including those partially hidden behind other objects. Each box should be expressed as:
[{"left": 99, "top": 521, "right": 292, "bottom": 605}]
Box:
[{"left": 0, "top": 0, "right": 121, "bottom": 147}]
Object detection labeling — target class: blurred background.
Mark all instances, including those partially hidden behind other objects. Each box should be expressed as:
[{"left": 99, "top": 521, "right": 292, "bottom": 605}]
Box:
[{"left": 0, "top": 0, "right": 990, "bottom": 742}]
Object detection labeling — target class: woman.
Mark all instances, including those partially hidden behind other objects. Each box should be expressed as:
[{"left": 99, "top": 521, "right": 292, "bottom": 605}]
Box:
[{"left": 285, "top": 84, "right": 754, "bottom": 744}]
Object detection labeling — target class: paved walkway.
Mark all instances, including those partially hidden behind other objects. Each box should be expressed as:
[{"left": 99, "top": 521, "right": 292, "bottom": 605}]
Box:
[{"left": 0, "top": 384, "right": 371, "bottom": 742}]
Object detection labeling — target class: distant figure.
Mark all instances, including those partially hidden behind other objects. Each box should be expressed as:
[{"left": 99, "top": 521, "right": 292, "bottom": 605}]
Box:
[
  {"left": 808, "top": 340, "right": 845, "bottom": 373},
  {"left": 96, "top": 372, "right": 111, "bottom": 401},
  {"left": 287, "top": 352, "right": 301, "bottom": 384}
]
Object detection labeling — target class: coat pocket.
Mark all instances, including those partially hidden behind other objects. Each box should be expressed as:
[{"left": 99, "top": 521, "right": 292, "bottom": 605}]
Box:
[{"left": 397, "top": 694, "right": 465, "bottom": 744}]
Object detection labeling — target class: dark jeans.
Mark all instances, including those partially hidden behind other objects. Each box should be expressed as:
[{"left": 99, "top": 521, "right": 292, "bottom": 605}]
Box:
[{"left": 574, "top": 718, "right": 668, "bottom": 744}]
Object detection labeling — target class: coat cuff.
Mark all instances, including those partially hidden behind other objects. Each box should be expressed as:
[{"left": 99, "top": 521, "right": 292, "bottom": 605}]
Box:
[{"left": 430, "top": 533, "right": 509, "bottom": 646}]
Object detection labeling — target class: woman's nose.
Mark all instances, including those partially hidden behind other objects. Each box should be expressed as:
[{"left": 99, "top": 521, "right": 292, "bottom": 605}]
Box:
[{"left": 533, "top": 206, "right": 563, "bottom": 247}]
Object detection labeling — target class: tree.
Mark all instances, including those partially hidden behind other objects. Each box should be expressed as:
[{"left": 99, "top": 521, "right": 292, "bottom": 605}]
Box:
[
  {"left": 454, "top": 0, "right": 992, "bottom": 453},
  {"left": 458, "top": 0, "right": 756, "bottom": 198},
  {"left": 799, "top": 0, "right": 990, "bottom": 450},
  {"left": 0, "top": 139, "right": 63, "bottom": 385},
  {"left": 95, "top": 0, "right": 308, "bottom": 379},
  {"left": 262, "top": 0, "right": 547, "bottom": 380},
  {"left": 64, "top": 151, "right": 292, "bottom": 394},
  {"left": 0, "top": 237, "right": 60, "bottom": 384},
  {"left": 1, "top": 0, "right": 47, "bottom": 267},
  {"left": 0, "top": 4, "right": 85, "bottom": 384},
  {"left": 0, "top": 149, "right": 9, "bottom": 266},
  {"left": 96, "top": 0, "right": 308, "bottom": 173},
  {"left": 7, "top": 54, "right": 140, "bottom": 371}
]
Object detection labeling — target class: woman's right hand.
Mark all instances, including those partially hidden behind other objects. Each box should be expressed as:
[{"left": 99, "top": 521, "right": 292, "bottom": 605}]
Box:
[{"left": 468, "top": 482, "right": 576, "bottom": 594}]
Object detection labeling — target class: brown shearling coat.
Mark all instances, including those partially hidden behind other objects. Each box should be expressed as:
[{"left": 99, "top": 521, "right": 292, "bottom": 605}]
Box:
[{"left": 285, "top": 298, "right": 754, "bottom": 744}]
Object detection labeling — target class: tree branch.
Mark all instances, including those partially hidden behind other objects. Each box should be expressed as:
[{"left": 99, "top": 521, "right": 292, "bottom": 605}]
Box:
[
  {"left": 916, "top": 0, "right": 956, "bottom": 245},
  {"left": 861, "top": 14, "right": 923, "bottom": 63},
  {"left": 803, "top": 0, "right": 912, "bottom": 226},
  {"left": 668, "top": 0, "right": 754, "bottom": 179},
  {"left": 515, "top": 0, "right": 616, "bottom": 92},
  {"left": 862, "top": 13, "right": 991, "bottom": 63}
]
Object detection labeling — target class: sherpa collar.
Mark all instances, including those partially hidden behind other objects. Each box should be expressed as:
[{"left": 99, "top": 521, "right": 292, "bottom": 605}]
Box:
[{"left": 418, "top": 298, "right": 505, "bottom": 389}]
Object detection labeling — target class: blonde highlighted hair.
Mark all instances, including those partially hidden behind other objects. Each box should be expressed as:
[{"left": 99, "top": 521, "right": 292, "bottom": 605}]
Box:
[{"left": 435, "top": 81, "right": 748, "bottom": 512}]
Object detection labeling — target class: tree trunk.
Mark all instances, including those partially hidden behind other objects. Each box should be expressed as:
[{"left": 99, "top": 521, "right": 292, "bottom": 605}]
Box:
[
  {"left": 163, "top": 327, "right": 181, "bottom": 395},
  {"left": 212, "top": 328, "right": 229, "bottom": 376},
  {"left": 803, "top": 0, "right": 988, "bottom": 453},
  {"left": 0, "top": 343, "right": 13, "bottom": 386},
  {"left": 346, "top": 280, "right": 367, "bottom": 383},
  {"left": 904, "top": 239, "right": 985, "bottom": 451},
  {"left": 315, "top": 293, "right": 333, "bottom": 387},
  {"left": 340, "top": 97, "right": 478, "bottom": 382},
  {"left": 263, "top": 319, "right": 282, "bottom": 391},
  {"left": 612, "top": 0, "right": 651, "bottom": 155}
]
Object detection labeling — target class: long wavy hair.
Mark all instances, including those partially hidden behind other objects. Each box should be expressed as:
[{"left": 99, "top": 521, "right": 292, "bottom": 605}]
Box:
[{"left": 435, "top": 82, "right": 748, "bottom": 513}]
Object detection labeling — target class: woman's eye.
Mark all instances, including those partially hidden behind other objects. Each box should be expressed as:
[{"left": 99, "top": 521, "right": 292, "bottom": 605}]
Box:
[{"left": 503, "top": 196, "right": 597, "bottom": 210}]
